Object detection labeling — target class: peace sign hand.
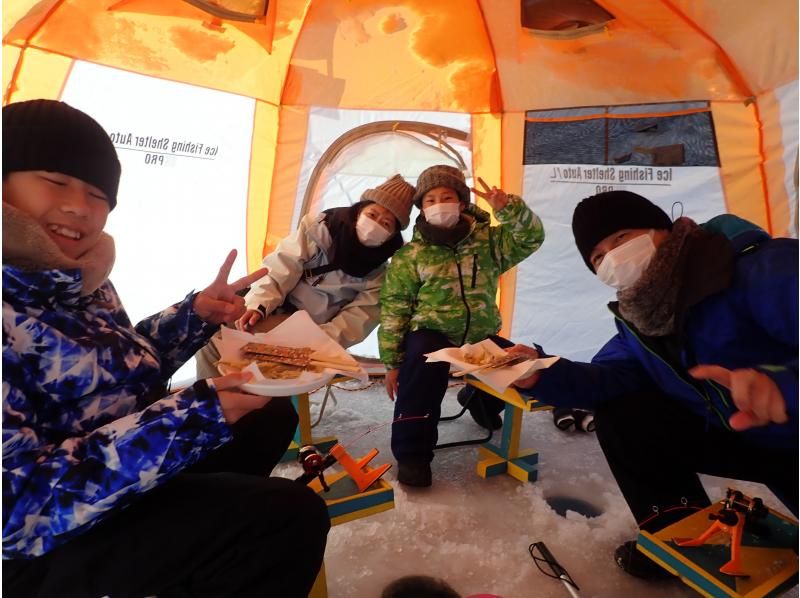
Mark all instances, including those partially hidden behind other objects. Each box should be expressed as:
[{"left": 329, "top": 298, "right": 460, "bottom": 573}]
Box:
[
  {"left": 193, "top": 249, "right": 268, "bottom": 325},
  {"left": 470, "top": 177, "right": 509, "bottom": 211}
]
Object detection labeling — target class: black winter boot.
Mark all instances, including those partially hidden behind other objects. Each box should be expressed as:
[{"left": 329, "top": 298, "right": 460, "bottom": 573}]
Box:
[
  {"left": 397, "top": 460, "right": 432, "bottom": 487},
  {"left": 457, "top": 386, "right": 502, "bottom": 430},
  {"left": 614, "top": 541, "right": 674, "bottom": 580}
]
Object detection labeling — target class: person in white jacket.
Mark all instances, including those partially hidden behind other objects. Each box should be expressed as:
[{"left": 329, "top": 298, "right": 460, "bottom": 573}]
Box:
[{"left": 196, "top": 174, "right": 415, "bottom": 378}]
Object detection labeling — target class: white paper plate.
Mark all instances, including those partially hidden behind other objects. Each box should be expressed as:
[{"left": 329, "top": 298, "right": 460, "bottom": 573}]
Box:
[{"left": 217, "top": 363, "right": 334, "bottom": 396}]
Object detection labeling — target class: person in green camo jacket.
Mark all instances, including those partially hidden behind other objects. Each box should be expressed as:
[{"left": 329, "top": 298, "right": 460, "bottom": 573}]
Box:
[{"left": 378, "top": 164, "right": 545, "bottom": 487}]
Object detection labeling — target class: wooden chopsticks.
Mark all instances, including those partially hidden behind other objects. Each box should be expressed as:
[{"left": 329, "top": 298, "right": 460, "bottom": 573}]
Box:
[
  {"left": 240, "top": 342, "right": 362, "bottom": 373},
  {"left": 309, "top": 353, "right": 361, "bottom": 373}
]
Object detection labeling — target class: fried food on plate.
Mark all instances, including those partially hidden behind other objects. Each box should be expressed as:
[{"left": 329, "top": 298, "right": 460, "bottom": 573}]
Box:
[{"left": 217, "top": 357, "right": 319, "bottom": 380}]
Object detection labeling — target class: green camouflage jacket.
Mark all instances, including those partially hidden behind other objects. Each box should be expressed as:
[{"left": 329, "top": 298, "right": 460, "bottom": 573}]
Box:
[{"left": 378, "top": 196, "right": 544, "bottom": 369}]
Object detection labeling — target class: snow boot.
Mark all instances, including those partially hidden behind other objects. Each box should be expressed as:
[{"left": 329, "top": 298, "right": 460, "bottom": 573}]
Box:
[
  {"left": 575, "top": 409, "right": 595, "bottom": 432},
  {"left": 552, "top": 407, "right": 576, "bottom": 431},
  {"left": 553, "top": 408, "right": 595, "bottom": 432}
]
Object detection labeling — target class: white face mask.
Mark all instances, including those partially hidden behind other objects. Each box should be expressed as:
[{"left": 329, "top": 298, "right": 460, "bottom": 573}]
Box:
[
  {"left": 596, "top": 231, "right": 657, "bottom": 290},
  {"left": 356, "top": 213, "right": 393, "bottom": 247},
  {"left": 423, "top": 203, "right": 461, "bottom": 228}
]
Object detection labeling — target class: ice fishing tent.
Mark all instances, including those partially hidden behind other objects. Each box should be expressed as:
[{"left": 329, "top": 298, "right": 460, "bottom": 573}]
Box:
[{"left": 4, "top": 0, "right": 797, "bottom": 373}]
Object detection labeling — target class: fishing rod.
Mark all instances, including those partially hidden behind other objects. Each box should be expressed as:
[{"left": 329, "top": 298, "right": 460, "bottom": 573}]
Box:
[{"left": 529, "top": 541, "right": 580, "bottom": 598}]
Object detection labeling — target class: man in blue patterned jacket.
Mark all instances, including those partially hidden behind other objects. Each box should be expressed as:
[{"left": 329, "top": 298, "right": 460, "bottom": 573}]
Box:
[
  {"left": 2, "top": 99, "right": 330, "bottom": 597},
  {"left": 510, "top": 191, "right": 797, "bottom": 580}
]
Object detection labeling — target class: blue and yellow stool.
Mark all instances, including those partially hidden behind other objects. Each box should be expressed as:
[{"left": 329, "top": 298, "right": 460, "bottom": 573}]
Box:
[{"left": 466, "top": 379, "right": 551, "bottom": 483}]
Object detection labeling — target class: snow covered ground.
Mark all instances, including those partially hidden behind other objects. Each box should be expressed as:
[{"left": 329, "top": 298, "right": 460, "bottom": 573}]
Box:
[{"left": 274, "top": 378, "right": 798, "bottom": 598}]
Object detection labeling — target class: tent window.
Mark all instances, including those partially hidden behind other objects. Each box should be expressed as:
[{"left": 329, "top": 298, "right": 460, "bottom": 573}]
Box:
[
  {"left": 300, "top": 120, "right": 469, "bottom": 223},
  {"left": 521, "top": 0, "right": 613, "bottom": 36},
  {"left": 184, "top": 0, "right": 268, "bottom": 22},
  {"left": 524, "top": 102, "right": 720, "bottom": 167}
]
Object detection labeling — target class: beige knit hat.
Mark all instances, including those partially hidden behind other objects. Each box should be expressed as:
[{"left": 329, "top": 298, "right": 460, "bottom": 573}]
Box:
[
  {"left": 361, "top": 174, "right": 415, "bottom": 230},
  {"left": 412, "top": 164, "right": 470, "bottom": 207}
]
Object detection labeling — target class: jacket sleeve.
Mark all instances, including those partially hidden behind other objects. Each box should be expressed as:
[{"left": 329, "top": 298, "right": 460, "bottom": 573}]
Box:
[
  {"left": 741, "top": 239, "right": 798, "bottom": 420},
  {"left": 133, "top": 289, "right": 219, "bottom": 377},
  {"left": 491, "top": 195, "right": 545, "bottom": 272},
  {"left": 522, "top": 334, "right": 654, "bottom": 409},
  {"left": 2, "top": 379, "right": 232, "bottom": 559},
  {"left": 243, "top": 216, "right": 317, "bottom": 315},
  {"left": 378, "top": 248, "right": 420, "bottom": 369},
  {"left": 320, "top": 271, "right": 384, "bottom": 348}
]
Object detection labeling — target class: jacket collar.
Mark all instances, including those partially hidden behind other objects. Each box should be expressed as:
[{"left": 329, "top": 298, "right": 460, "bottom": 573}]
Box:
[{"left": 2, "top": 202, "right": 115, "bottom": 297}]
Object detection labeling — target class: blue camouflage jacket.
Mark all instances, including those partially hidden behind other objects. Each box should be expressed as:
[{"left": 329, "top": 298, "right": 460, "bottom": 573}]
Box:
[
  {"left": 527, "top": 216, "right": 798, "bottom": 451},
  {"left": 2, "top": 266, "right": 231, "bottom": 559}
]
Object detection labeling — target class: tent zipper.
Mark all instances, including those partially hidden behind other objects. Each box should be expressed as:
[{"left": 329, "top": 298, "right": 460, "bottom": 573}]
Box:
[{"left": 454, "top": 249, "right": 471, "bottom": 346}]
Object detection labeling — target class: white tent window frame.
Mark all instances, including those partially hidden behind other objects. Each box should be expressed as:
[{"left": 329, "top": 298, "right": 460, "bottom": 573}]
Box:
[{"left": 300, "top": 120, "right": 469, "bottom": 220}]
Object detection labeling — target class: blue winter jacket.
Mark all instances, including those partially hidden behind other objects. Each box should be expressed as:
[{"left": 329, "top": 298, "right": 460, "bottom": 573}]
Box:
[
  {"left": 527, "top": 217, "right": 798, "bottom": 451},
  {"left": 2, "top": 267, "right": 231, "bottom": 559}
]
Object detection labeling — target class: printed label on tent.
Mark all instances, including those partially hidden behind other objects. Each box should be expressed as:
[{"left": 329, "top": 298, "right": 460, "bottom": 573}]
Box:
[
  {"left": 109, "top": 131, "right": 220, "bottom": 165},
  {"left": 547, "top": 165, "right": 675, "bottom": 187}
]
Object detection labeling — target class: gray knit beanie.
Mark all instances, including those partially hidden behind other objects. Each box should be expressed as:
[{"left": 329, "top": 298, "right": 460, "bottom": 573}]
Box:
[
  {"left": 361, "top": 174, "right": 415, "bottom": 230},
  {"left": 412, "top": 164, "right": 470, "bottom": 207},
  {"left": 3, "top": 99, "right": 121, "bottom": 209}
]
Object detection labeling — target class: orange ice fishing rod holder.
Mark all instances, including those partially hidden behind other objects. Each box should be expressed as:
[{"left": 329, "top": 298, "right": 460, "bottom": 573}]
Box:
[{"left": 673, "top": 488, "right": 768, "bottom": 577}]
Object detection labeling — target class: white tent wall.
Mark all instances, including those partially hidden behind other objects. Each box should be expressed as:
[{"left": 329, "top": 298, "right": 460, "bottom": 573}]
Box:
[
  {"left": 772, "top": 81, "right": 799, "bottom": 238},
  {"left": 60, "top": 61, "right": 255, "bottom": 382}
]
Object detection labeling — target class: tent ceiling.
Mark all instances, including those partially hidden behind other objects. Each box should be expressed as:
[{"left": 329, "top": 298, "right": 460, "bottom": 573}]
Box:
[
  {"left": 4, "top": 0, "right": 797, "bottom": 110},
  {"left": 521, "top": 0, "right": 614, "bottom": 32}
]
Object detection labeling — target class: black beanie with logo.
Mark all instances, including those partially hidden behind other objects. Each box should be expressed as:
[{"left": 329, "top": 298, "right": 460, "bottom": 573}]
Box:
[
  {"left": 572, "top": 190, "right": 673, "bottom": 271},
  {"left": 2, "top": 99, "right": 121, "bottom": 209}
]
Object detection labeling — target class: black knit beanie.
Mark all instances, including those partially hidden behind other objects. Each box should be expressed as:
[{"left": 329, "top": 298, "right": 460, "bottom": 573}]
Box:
[
  {"left": 2, "top": 99, "right": 121, "bottom": 209},
  {"left": 572, "top": 190, "right": 673, "bottom": 271}
]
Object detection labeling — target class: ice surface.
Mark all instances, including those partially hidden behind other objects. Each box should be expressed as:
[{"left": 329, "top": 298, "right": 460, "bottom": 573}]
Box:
[{"left": 275, "top": 379, "right": 797, "bottom": 598}]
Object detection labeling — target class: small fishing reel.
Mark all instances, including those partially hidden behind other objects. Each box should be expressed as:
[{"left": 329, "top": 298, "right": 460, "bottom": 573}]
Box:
[
  {"left": 710, "top": 488, "right": 768, "bottom": 527},
  {"left": 298, "top": 445, "right": 325, "bottom": 475},
  {"left": 296, "top": 444, "right": 336, "bottom": 491},
  {"left": 725, "top": 489, "right": 767, "bottom": 521}
]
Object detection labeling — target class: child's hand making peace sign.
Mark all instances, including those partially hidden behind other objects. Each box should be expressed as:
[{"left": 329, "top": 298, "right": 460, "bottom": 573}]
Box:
[{"left": 471, "top": 177, "right": 510, "bottom": 211}]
